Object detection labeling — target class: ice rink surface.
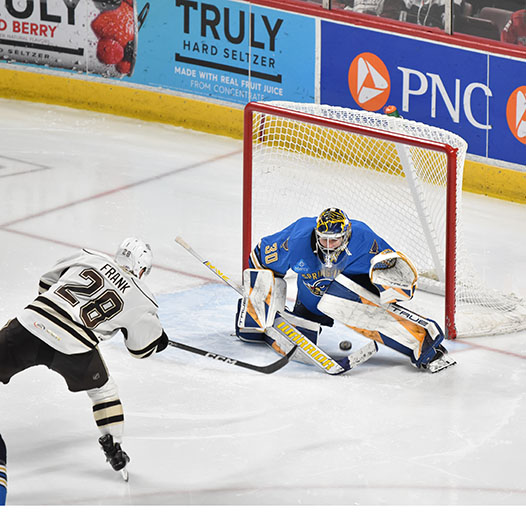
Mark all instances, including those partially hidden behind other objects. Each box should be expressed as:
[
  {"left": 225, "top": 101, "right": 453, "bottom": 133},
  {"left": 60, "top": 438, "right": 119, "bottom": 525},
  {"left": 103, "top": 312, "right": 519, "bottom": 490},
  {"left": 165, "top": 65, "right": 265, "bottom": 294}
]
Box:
[{"left": 1, "top": 99, "right": 526, "bottom": 519}]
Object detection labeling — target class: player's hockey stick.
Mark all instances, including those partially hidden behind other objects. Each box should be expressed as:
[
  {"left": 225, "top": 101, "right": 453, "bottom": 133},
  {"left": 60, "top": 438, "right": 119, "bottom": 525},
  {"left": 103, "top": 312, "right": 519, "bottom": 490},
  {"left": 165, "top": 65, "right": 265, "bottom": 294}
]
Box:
[
  {"left": 168, "top": 339, "right": 296, "bottom": 374},
  {"left": 175, "top": 236, "right": 245, "bottom": 295},
  {"left": 174, "top": 236, "right": 377, "bottom": 375}
]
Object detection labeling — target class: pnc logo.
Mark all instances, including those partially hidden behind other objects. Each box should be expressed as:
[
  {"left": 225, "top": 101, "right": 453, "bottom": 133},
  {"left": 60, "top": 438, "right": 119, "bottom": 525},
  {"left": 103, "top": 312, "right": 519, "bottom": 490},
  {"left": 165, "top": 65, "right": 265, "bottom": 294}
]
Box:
[
  {"left": 348, "top": 52, "right": 391, "bottom": 111},
  {"left": 506, "top": 87, "right": 526, "bottom": 144}
]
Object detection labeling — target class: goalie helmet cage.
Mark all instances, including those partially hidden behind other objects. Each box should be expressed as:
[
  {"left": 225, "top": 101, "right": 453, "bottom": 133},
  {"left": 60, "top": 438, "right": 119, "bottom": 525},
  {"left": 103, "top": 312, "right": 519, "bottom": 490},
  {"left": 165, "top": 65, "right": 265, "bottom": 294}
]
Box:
[{"left": 242, "top": 101, "right": 526, "bottom": 339}]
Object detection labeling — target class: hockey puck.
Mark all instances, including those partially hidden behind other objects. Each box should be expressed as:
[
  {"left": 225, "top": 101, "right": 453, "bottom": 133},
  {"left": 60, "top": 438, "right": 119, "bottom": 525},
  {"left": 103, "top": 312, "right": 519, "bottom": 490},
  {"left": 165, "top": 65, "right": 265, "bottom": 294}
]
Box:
[{"left": 339, "top": 340, "right": 352, "bottom": 351}]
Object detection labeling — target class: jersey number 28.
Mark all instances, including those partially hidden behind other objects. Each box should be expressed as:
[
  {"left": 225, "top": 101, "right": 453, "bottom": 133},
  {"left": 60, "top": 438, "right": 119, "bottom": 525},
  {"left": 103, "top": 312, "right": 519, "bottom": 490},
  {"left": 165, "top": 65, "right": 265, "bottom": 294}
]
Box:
[{"left": 55, "top": 268, "right": 124, "bottom": 329}]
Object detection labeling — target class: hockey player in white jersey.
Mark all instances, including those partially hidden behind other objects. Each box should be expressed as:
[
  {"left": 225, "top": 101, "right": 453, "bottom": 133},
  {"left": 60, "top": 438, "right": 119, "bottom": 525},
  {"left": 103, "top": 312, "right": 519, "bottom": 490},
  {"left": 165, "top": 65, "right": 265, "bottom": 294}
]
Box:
[{"left": 0, "top": 238, "right": 168, "bottom": 476}]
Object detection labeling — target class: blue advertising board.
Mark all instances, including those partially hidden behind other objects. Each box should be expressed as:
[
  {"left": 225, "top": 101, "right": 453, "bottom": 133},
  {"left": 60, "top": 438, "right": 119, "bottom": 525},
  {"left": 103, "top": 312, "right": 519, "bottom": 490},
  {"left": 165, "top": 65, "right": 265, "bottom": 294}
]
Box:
[
  {"left": 321, "top": 20, "right": 526, "bottom": 166},
  {"left": 0, "top": 0, "right": 316, "bottom": 106},
  {"left": 488, "top": 55, "right": 526, "bottom": 164},
  {"left": 126, "top": 0, "right": 316, "bottom": 105},
  {"left": 1, "top": 0, "right": 523, "bottom": 166}
]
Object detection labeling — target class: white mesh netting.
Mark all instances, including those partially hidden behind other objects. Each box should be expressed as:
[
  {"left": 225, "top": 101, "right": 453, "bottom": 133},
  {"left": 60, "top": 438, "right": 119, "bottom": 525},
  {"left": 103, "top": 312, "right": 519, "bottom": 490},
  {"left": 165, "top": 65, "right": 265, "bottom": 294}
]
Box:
[{"left": 246, "top": 101, "right": 526, "bottom": 338}]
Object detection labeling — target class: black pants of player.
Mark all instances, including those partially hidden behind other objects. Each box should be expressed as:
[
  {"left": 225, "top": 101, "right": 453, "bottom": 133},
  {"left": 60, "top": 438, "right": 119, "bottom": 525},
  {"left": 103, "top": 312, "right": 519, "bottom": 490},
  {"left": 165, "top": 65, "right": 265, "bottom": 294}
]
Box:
[{"left": 0, "top": 318, "right": 108, "bottom": 392}]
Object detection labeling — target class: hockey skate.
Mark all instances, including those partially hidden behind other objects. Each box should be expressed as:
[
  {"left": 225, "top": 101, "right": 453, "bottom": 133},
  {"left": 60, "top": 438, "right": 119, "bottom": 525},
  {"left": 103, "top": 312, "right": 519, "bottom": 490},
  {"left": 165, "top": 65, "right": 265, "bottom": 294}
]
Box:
[
  {"left": 422, "top": 345, "right": 456, "bottom": 373},
  {"left": 99, "top": 434, "right": 130, "bottom": 480}
]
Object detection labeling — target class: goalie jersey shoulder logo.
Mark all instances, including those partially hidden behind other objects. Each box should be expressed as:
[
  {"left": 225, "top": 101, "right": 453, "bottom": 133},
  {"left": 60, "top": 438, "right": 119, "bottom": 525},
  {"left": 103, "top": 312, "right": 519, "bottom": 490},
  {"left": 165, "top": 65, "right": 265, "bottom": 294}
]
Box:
[{"left": 369, "top": 239, "right": 380, "bottom": 255}]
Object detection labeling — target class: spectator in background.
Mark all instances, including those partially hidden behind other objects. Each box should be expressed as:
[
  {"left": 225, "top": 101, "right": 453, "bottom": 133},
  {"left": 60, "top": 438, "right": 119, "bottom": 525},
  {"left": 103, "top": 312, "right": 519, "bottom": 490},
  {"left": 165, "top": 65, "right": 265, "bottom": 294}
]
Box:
[
  {"left": 501, "top": 9, "right": 526, "bottom": 46},
  {"left": 347, "top": 1, "right": 466, "bottom": 26},
  {"left": 410, "top": 0, "right": 465, "bottom": 28},
  {"left": 381, "top": 0, "right": 409, "bottom": 20},
  {"left": 345, "top": 0, "right": 385, "bottom": 15}
]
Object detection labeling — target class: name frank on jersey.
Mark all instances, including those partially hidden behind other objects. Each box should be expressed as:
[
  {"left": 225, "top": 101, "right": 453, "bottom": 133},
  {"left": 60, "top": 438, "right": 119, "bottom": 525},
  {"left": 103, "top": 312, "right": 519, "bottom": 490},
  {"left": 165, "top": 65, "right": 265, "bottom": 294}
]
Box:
[{"left": 99, "top": 263, "right": 131, "bottom": 294}]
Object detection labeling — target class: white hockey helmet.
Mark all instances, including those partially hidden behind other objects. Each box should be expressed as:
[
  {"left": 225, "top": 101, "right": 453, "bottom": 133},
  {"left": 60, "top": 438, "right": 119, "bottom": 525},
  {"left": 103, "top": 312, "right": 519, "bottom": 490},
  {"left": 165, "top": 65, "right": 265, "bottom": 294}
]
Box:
[{"left": 115, "top": 238, "right": 153, "bottom": 278}]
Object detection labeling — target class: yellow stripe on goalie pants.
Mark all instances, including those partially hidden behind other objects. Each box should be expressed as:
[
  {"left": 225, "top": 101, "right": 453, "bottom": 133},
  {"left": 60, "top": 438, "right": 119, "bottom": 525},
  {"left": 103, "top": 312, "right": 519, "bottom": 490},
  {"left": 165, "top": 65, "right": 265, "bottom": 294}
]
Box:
[{"left": 318, "top": 274, "right": 444, "bottom": 367}]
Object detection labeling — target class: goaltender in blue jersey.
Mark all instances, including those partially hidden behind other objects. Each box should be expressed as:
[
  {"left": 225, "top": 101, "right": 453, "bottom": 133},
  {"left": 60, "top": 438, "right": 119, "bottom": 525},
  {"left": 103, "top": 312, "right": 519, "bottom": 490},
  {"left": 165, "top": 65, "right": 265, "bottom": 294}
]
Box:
[
  {"left": 236, "top": 208, "right": 456, "bottom": 373},
  {"left": 249, "top": 214, "right": 392, "bottom": 323}
]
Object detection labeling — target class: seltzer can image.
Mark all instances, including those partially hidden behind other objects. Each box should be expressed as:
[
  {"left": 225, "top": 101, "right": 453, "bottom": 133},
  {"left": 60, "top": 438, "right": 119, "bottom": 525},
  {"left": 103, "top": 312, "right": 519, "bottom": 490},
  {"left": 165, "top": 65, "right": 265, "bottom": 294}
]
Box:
[{"left": 0, "top": 0, "right": 147, "bottom": 78}]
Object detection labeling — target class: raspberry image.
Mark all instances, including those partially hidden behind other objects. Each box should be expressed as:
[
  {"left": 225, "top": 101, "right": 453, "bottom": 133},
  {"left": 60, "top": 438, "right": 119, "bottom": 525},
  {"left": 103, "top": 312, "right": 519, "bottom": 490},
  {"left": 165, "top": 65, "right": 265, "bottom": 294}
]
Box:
[
  {"left": 91, "top": 0, "right": 136, "bottom": 74},
  {"left": 116, "top": 61, "right": 131, "bottom": 74},
  {"left": 91, "top": 2, "right": 135, "bottom": 47},
  {"left": 97, "top": 38, "right": 124, "bottom": 65}
]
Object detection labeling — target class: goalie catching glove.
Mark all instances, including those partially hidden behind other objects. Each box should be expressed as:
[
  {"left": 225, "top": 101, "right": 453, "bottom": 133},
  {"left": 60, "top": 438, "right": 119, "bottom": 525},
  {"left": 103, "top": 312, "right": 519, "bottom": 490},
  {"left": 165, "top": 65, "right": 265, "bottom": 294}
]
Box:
[{"left": 369, "top": 250, "right": 418, "bottom": 304}]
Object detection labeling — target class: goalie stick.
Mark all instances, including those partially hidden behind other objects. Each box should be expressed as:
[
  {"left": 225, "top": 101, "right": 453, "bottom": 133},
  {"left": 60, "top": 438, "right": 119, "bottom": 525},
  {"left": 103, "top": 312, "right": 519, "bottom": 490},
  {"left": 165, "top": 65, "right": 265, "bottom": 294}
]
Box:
[
  {"left": 174, "top": 236, "right": 378, "bottom": 375},
  {"left": 168, "top": 339, "right": 296, "bottom": 374}
]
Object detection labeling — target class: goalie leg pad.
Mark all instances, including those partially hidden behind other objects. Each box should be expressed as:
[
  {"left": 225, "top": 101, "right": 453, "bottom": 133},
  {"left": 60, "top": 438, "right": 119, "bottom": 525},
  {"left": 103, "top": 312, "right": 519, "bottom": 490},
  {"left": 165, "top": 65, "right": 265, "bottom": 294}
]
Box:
[
  {"left": 235, "top": 298, "right": 264, "bottom": 342},
  {"left": 264, "top": 313, "right": 321, "bottom": 365},
  {"left": 318, "top": 274, "right": 444, "bottom": 367},
  {"left": 235, "top": 269, "right": 286, "bottom": 342}
]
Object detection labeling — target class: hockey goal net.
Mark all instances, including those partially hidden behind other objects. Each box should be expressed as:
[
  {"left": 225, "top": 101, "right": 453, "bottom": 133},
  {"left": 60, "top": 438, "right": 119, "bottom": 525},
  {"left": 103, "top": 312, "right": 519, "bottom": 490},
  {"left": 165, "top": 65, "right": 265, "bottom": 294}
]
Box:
[{"left": 243, "top": 101, "right": 526, "bottom": 339}]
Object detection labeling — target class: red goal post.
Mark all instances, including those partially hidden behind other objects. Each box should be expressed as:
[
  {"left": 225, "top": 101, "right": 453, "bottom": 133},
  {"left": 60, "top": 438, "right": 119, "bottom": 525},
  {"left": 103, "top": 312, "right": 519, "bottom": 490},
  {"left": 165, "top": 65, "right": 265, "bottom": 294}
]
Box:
[{"left": 242, "top": 101, "right": 526, "bottom": 340}]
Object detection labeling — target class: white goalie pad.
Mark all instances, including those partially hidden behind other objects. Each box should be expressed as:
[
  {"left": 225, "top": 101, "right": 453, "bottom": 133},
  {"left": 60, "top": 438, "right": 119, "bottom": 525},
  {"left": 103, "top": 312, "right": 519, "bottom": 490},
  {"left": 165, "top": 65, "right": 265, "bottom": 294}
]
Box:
[
  {"left": 369, "top": 250, "right": 418, "bottom": 303},
  {"left": 265, "top": 312, "right": 322, "bottom": 366},
  {"left": 272, "top": 311, "right": 321, "bottom": 354},
  {"left": 237, "top": 269, "right": 286, "bottom": 334},
  {"left": 318, "top": 274, "right": 442, "bottom": 365}
]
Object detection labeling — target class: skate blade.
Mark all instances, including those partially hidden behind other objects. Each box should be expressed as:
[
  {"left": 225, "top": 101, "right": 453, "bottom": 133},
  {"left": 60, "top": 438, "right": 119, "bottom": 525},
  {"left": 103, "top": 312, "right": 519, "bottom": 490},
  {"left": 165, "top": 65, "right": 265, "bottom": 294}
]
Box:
[
  {"left": 427, "top": 356, "right": 457, "bottom": 373},
  {"left": 121, "top": 468, "right": 129, "bottom": 482}
]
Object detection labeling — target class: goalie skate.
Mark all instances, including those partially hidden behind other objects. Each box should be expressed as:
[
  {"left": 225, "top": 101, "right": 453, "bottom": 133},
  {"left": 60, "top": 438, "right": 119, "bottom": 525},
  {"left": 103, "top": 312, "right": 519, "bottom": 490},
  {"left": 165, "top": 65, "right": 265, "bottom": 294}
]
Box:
[{"left": 422, "top": 346, "right": 456, "bottom": 374}]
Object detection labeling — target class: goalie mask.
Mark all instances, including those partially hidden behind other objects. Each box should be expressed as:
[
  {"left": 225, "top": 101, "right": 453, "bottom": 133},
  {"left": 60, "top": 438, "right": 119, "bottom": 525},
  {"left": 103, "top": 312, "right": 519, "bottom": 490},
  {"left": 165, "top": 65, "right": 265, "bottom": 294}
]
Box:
[
  {"left": 315, "top": 208, "right": 351, "bottom": 268},
  {"left": 115, "top": 238, "right": 153, "bottom": 279}
]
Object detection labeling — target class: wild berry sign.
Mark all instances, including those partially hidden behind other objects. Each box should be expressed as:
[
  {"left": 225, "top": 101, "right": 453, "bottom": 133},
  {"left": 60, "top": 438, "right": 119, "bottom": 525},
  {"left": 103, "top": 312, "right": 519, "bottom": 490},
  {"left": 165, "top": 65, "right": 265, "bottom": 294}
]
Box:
[{"left": 0, "top": 0, "right": 139, "bottom": 77}]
